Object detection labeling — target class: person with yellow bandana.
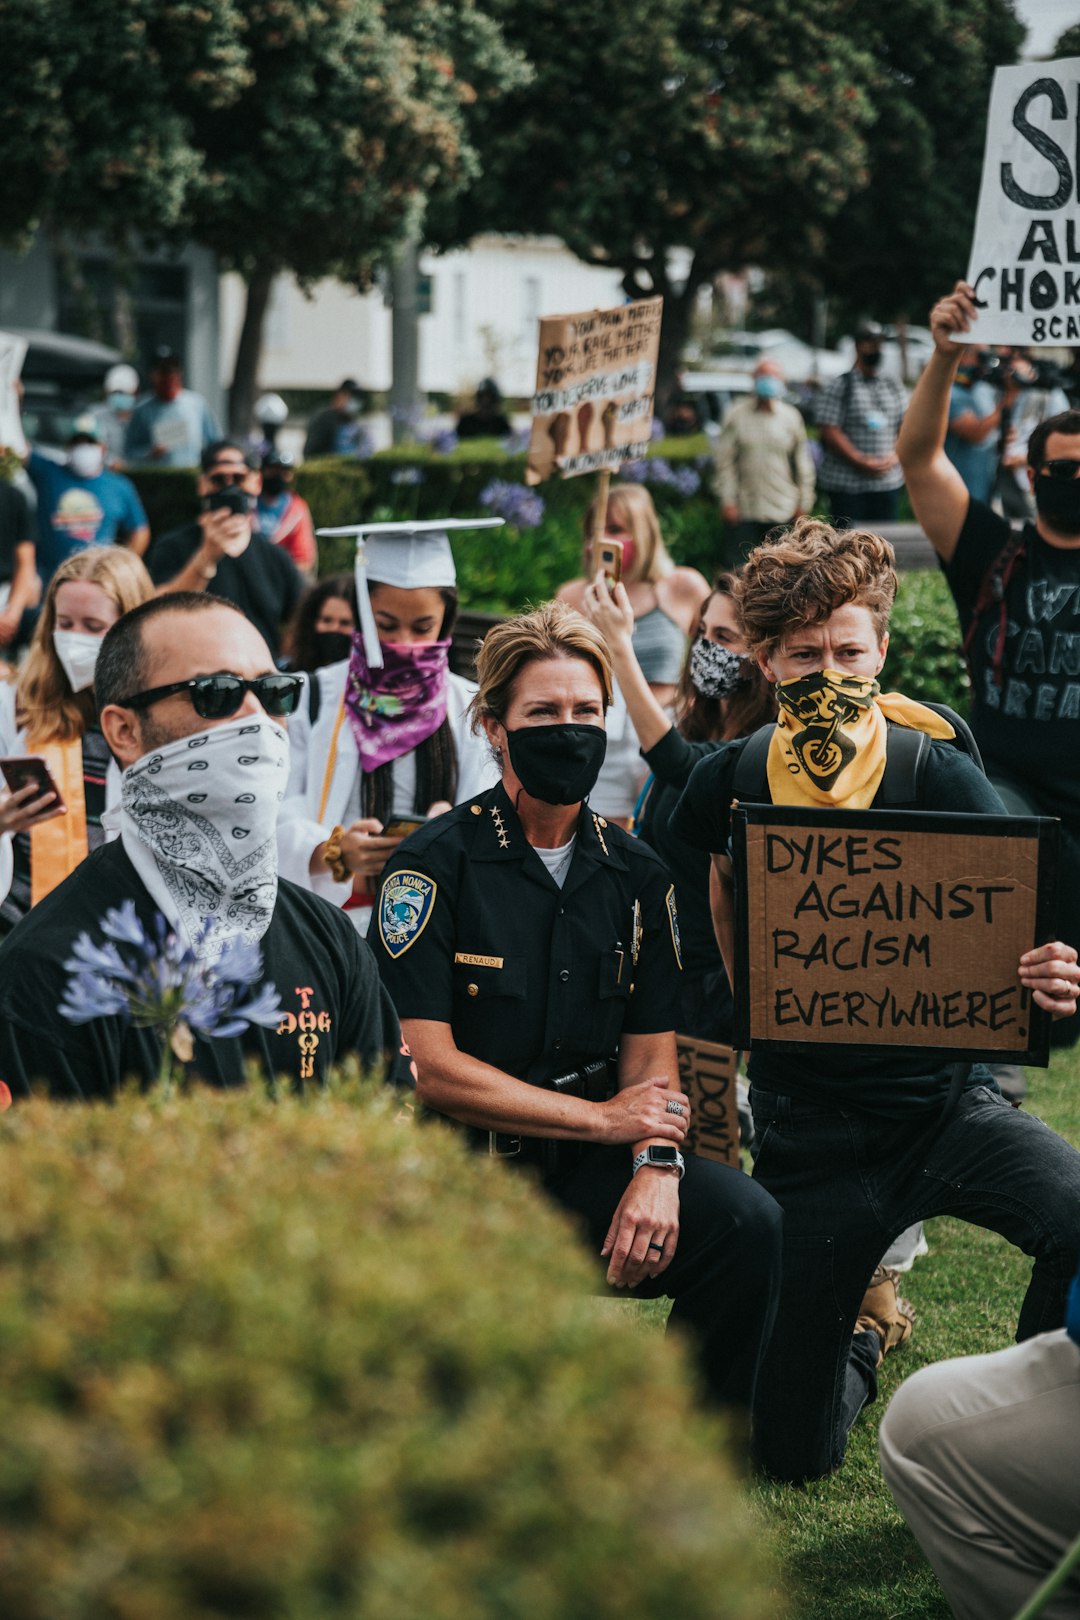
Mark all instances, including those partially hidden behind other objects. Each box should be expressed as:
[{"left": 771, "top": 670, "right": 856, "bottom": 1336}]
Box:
[
  {"left": 0, "top": 546, "right": 153, "bottom": 935},
  {"left": 669, "top": 518, "right": 1080, "bottom": 1484}
]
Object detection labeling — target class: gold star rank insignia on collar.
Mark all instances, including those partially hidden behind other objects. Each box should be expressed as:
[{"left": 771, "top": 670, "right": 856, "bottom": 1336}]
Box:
[{"left": 490, "top": 804, "right": 510, "bottom": 849}]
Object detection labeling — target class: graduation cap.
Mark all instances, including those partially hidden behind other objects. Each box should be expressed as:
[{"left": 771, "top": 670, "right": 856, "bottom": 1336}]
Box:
[{"left": 314, "top": 516, "right": 504, "bottom": 668}]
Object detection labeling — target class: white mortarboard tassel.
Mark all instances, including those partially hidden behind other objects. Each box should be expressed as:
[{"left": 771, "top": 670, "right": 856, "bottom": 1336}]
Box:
[{"left": 315, "top": 517, "right": 505, "bottom": 668}]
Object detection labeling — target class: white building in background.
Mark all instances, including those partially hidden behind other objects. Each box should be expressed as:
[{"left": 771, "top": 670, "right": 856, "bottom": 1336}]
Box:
[{"left": 219, "top": 235, "right": 626, "bottom": 402}]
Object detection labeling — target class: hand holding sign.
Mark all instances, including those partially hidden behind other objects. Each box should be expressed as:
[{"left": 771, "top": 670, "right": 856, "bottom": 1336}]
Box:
[{"left": 1019, "top": 940, "right": 1080, "bottom": 1018}]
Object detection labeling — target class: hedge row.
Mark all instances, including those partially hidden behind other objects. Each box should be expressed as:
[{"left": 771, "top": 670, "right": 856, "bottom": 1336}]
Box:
[
  {"left": 0, "top": 1078, "right": 779, "bottom": 1619},
  {"left": 128, "top": 442, "right": 970, "bottom": 712}
]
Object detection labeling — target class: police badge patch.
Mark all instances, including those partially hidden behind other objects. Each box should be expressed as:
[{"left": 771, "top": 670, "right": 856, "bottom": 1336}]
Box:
[
  {"left": 665, "top": 885, "right": 683, "bottom": 970},
  {"left": 379, "top": 870, "right": 438, "bottom": 958}
]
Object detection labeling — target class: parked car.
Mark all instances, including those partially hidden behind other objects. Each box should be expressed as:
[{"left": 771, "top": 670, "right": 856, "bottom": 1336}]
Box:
[
  {"left": 8, "top": 328, "right": 122, "bottom": 458},
  {"left": 703, "top": 329, "right": 849, "bottom": 387}
]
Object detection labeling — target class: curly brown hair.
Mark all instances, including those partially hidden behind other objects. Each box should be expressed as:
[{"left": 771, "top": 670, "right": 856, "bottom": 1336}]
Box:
[{"left": 733, "top": 518, "right": 897, "bottom": 658}]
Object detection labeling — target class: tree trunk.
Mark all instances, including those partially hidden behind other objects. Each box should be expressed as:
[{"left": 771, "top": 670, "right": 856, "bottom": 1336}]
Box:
[
  {"left": 228, "top": 267, "right": 274, "bottom": 436},
  {"left": 390, "top": 236, "right": 421, "bottom": 445},
  {"left": 653, "top": 287, "right": 694, "bottom": 425}
]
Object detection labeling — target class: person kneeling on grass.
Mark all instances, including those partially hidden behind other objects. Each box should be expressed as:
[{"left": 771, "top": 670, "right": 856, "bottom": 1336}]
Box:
[{"left": 668, "top": 518, "right": 1080, "bottom": 1484}]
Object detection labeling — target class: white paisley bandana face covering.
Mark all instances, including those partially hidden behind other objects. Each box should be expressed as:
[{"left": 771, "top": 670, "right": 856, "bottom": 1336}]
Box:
[{"left": 119, "top": 717, "right": 289, "bottom": 959}]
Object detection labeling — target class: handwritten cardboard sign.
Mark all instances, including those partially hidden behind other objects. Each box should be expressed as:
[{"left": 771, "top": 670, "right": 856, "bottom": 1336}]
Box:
[
  {"left": 732, "top": 806, "right": 1057, "bottom": 1064},
  {"left": 677, "top": 1035, "right": 739, "bottom": 1168},
  {"left": 525, "top": 297, "right": 663, "bottom": 485},
  {"left": 963, "top": 59, "right": 1080, "bottom": 346}
]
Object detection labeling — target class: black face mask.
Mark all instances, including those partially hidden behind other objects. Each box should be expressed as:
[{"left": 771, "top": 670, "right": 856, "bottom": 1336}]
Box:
[
  {"left": 313, "top": 630, "right": 353, "bottom": 667},
  {"left": 262, "top": 474, "right": 288, "bottom": 498},
  {"left": 860, "top": 348, "right": 883, "bottom": 370},
  {"left": 1034, "top": 472, "right": 1080, "bottom": 537},
  {"left": 505, "top": 723, "right": 607, "bottom": 805}
]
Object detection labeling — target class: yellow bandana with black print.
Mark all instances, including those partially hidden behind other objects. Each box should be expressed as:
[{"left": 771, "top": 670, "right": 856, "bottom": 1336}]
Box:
[{"left": 767, "top": 670, "right": 956, "bottom": 809}]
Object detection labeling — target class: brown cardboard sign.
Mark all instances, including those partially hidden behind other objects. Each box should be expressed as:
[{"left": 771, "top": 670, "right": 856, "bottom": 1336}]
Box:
[
  {"left": 732, "top": 806, "right": 1058, "bottom": 1065},
  {"left": 525, "top": 297, "right": 663, "bottom": 485},
  {"left": 677, "top": 1035, "right": 740, "bottom": 1168}
]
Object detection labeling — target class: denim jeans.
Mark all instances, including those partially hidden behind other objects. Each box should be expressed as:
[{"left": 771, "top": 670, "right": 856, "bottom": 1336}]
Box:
[{"left": 749, "top": 1083, "right": 1080, "bottom": 1483}]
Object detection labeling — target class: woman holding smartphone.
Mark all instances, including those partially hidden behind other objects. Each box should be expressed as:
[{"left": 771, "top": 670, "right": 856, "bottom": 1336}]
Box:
[
  {"left": 0, "top": 545, "right": 153, "bottom": 934},
  {"left": 557, "top": 483, "right": 709, "bottom": 825},
  {"left": 277, "top": 520, "right": 498, "bottom": 934}
]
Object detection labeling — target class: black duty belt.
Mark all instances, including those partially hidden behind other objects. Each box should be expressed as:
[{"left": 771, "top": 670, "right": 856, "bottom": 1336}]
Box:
[{"left": 487, "top": 1059, "right": 615, "bottom": 1176}]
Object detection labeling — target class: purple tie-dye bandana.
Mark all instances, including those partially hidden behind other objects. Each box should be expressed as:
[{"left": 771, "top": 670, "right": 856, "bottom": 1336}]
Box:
[{"left": 343, "top": 636, "right": 451, "bottom": 772}]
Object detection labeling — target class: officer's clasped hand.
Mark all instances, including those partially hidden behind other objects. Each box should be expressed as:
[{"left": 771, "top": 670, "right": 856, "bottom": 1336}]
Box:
[
  {"left": 1018, "top": 941, "right": 1080, "bottom": 1019},
  {"left": 598, "top": 1077, "right": 691, "bottom": 1145}
]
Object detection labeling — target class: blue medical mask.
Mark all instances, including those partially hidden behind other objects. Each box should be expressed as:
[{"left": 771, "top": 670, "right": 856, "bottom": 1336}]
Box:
[
  {"left": 754, "top": 375, "right": 783, "bottom": 400},
  {"left": 107, "top": 391, "right": 136, "bottom": 413}
]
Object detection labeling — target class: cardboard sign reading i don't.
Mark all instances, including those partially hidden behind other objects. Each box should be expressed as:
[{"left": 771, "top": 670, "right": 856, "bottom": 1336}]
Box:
[{"left": 732, "top": 806, "right": 1058, "bottom": 1065}]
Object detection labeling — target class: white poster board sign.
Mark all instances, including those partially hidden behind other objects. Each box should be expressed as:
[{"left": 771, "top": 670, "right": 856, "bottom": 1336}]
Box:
[
  {"left": 964, "top": 59, "right": 1080, "bottom": 347},
  {"left": 0, "top": 333, "right": 28, "bottom": 456}
]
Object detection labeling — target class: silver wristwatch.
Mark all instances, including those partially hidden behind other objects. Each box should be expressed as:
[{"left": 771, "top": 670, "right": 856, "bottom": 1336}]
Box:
[{"left": 632, "top": 1145, "right": 685, "bottom": 1180}]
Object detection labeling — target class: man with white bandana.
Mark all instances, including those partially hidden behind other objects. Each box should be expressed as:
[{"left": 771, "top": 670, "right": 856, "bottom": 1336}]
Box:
[{"left": 0, "top": 594, "right": 414, "bottom": 1100}]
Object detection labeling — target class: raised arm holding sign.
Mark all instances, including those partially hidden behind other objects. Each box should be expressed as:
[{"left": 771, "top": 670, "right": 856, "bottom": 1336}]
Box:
[{"left": 667, "top": 517, "right": 1080, "bottom": 1485}]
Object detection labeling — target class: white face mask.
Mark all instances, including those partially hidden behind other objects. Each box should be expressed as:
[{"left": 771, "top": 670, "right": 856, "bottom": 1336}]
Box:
[
  {"left": 68, "top": 444, "right": 104, "bottom": 479},
  {"left": 120, "top": 716, "right": 290, "bottom": 959},
  {"left": 53, "top": 630, "right": 104, "bottom": 693}
]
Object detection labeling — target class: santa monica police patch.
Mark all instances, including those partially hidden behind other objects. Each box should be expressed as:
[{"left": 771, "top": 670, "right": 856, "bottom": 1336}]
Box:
[{"left": 379, "top": 870, "right": 438, "bottom": 958}]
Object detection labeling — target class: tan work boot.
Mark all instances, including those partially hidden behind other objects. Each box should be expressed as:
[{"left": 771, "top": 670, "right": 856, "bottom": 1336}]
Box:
[{"left": 855, "top": 1265, "right": 915, "bottom": 1369}]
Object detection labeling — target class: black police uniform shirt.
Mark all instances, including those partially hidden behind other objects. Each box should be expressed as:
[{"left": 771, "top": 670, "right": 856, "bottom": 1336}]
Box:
[
  {"left": 945, "top": 498, "right": 1080, "bottom": 826},
  {"left": 0, "top": 840, "right": 415, "bottom": 1101},
  {"left": 669, "top": 736, "right": 1006, "bottom": 1116},
  {"left": 368, "top": 782, "right": 683, "bottom": 1087},
  {"left": 146, "top": 521, "right": 304, "bottom": 661}
]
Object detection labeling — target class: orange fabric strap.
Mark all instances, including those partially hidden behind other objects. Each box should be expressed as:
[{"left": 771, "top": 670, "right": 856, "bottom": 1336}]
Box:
[
  {"left": 317, "top": 696, "right": 348, "bottom": 823},
  {"left": 29, "top": 736, "right": 88, "bottom": 907}
]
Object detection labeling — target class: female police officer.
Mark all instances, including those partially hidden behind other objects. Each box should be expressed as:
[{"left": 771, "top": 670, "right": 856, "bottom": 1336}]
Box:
[{"left": 369, "top": 600, "right": 781, "bottom": 1413}]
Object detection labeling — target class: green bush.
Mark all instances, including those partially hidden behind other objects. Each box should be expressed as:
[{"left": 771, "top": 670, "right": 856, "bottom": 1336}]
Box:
[
  {"left": 0, "top": 1080, "right": 780, "bottom": 1620},
  {"left": 887, "top": 570, "right": 971, "bottom": 713}
]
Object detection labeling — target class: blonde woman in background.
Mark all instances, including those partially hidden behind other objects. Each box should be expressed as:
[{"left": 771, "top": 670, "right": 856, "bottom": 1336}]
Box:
[
  {"left": 558, "top": 483, "right": 709, "bottom": 825},
  {"left": 0, "top": 546, "right": 153, "bottom": 934}
]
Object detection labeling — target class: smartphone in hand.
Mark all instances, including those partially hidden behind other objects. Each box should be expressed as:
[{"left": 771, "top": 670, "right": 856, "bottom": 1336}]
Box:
[
  {"left": 0, "top": 756, "right": 65, "bottom": 814},
  {"left": 596, "top": 538, "right": 623, "bottom": 591}
]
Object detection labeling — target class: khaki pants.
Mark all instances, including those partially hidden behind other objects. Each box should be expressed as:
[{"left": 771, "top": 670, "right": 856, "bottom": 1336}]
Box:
[{"left": 879, "top": 1332, "right": 1080, "bottom": 1620}]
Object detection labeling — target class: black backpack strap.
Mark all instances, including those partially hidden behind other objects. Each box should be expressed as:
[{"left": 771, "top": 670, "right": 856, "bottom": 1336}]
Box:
[
  {"left": 731, "top": 725, "right": 776, "bottom": 802},
  {"left": 877, "top": 725, "right": 929, "bottom": 805},
  {"left": 307, "top": 670, "right": 321, "bottom": 725}
]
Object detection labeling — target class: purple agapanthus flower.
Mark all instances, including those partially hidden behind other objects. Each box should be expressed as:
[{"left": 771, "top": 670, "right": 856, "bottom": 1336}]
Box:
[
  {"left": 389, "top": 466, "right": 424, "bottom": 487},
  {"left": 427, "top": 428, "right": 459, "bottom": 455},
  {"left": 60, "top": 906, "right": 283, "bottom": 1055},
  {"left": 478, "top": 479, "right": 545, "bottom": 530}
]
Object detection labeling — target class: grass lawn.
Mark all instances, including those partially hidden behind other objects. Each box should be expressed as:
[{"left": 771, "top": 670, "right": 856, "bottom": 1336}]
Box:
[{"left": 639, "top": 1045, "right": 1080, "bottom": 1618}]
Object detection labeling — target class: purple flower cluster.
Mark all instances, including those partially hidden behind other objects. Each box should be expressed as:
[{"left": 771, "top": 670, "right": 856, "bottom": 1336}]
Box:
[
  {"left": 618, "top": 457, "right": 701, "bottom": 498},
  {"left": 426, "top": 428, "right": 460, "bottom": 455},
  {"left": 478, "top": 479, "right": 545, "bottom": 530},
  {"left": 60, "top": 903, "right": 283, "bottom": 1041},
  {"left": 389, "top": 466, "right": 425, "bottom": 487},
  {"left": 502, "top": 427, "right": 531, "bottom": 455}
]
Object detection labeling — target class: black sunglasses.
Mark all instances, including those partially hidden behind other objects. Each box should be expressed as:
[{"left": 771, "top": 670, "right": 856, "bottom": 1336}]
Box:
[
  {"left": 115, "top": 673, "right": 303, "bottom": 719},
  {"left": 1040, "top": 459, "right": 1080, "bottom": 482},
  {"left": 205, "top": 469, "right": 250, "bottom": 488}
]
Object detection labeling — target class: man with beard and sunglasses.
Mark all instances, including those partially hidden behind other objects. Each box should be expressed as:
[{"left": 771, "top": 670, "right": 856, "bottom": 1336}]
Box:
[
  {"left": 899, "top": 281, "right": 1080, "bottom": 1088},
  {"left": 145, "top": 440, "right": 304, "bottom": 662},
  {"left": 0, "top": 595, "right": 415, "bottom": 1101}
]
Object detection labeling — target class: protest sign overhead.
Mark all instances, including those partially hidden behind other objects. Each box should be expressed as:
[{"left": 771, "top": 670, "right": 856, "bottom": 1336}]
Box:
[
  {"left": 732, "top": 805, "right": 1057, "bottom": 1065},
  {"left": 525, "top": 297, "right": 662, "bottom": 485},
  {"left": 964, "top": 58, "right": 1080, "bottom": 346}
]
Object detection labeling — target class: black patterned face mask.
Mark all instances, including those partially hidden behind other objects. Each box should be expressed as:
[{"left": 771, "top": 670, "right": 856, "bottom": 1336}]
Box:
[{"left": 689, "top": 638, "right": 750, "bottom": 699}]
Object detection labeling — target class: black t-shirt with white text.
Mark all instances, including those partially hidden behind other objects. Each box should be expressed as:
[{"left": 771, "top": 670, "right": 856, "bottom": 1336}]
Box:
[
  {"left": 0, "top": 841, "right": 414, "bottom": 1100},
  {"left": 945, "top": 498, "right": 1080, "bottom": 824}
]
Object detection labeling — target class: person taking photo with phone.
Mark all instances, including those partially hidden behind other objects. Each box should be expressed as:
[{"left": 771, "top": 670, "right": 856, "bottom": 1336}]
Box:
[
  {"left": 0, "top": 545, "right": 154, "bottom": 936},
  {"left": 145, "top": 440, "right": 304, "bottom": 662}
]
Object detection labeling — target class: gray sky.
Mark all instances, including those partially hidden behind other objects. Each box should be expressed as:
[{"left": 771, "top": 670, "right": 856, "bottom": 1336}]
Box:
[{"left": 1016, "top": 0, "right": 1077, "bottom": 58}]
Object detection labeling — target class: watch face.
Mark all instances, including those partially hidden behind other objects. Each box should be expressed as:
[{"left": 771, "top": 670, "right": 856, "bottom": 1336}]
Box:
[{"left": 649, "top": 1146, "right": 679, "bottom": 1164}]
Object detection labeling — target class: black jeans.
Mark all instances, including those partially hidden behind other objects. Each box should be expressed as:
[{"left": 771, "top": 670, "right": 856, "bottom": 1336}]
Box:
[
  {"left": 549, "top": 1144, "right": 783, "bottom": 1412},
  {"left": 826, "top": 486, "right": 901, "bottom": 525},
  {"left": 749, "top": 1083, "right": 1080, "bottom": 1483}
]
